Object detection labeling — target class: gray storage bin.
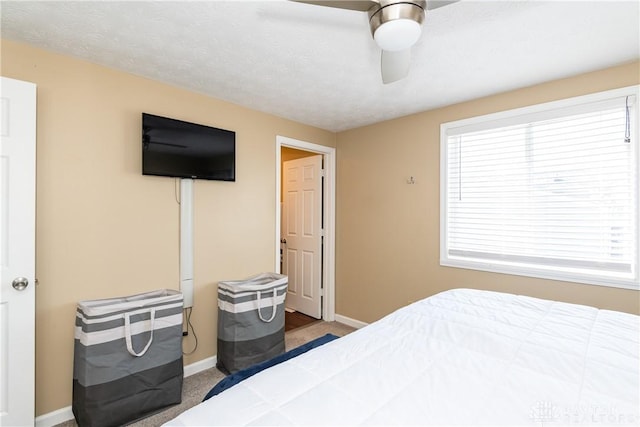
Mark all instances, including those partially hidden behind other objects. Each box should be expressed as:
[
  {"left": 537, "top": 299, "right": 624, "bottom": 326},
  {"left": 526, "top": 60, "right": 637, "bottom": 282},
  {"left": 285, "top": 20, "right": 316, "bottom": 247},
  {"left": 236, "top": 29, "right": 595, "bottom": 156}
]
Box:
[
  {"left": 216, "top": 273, "right": 288, "bottom": 374},
  {"left": 73, "top": 289, "right": 184, "bottom": 427}
]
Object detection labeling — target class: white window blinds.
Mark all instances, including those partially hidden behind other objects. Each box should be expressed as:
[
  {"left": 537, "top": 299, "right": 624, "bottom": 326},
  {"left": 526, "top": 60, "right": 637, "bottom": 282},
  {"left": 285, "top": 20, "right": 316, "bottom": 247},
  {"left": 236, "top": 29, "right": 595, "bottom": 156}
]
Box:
[{"left": 441, "top": 87, "right": 638, "bottom": 289}]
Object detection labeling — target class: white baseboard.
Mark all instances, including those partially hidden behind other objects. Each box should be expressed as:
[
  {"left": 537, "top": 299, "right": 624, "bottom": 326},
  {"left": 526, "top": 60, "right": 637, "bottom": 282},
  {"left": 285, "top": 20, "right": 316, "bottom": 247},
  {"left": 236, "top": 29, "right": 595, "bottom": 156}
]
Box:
[
  {"left": 334, "top": 313, "right": 368, "bottom": 329},
  {"left": 35, "top": 406, "right": 73, "bottom": 427},
  {"left": 35, "top": 356, "right": 218, "bottom": 427},
  {"left": 183, "top": 355, "right": 216, "bottom": 377}
]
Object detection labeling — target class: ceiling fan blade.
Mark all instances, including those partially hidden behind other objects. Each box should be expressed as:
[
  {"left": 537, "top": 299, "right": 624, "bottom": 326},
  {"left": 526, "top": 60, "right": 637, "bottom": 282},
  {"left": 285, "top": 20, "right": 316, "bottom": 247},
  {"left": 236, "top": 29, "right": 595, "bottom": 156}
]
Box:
[
  {"left": 426, "top": 0, "right": 458, "bottom": 11},
  {"left": 290, "top": 0, "right": 378, "bottom": 12},
  {"left": 381, "top": 49, "right": 410, "bottom": 84},
  {"left": 150, "top": 141, "right": 187, "bottom": 148}
]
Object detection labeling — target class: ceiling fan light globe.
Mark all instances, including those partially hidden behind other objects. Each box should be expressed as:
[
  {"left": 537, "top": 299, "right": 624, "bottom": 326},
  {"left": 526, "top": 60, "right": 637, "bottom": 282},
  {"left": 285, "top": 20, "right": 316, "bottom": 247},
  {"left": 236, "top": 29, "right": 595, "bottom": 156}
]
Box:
[{"left": 374, "top": 19, "right": 422, "bottom": 51}]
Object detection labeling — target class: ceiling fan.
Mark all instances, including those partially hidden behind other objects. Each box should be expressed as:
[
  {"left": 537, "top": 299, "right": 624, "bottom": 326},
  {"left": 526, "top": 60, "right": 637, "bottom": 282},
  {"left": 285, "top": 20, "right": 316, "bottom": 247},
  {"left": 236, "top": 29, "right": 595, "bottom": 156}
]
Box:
[{"left": 292, "top": 0, "right": 457, "bottom": 84}]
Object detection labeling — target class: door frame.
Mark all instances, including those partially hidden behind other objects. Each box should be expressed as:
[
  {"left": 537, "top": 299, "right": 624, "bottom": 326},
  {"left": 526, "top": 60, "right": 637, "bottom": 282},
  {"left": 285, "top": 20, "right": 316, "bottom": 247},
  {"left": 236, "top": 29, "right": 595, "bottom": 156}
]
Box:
[{"left": 275, "top": 136, "right": 335, "bottom": 321}]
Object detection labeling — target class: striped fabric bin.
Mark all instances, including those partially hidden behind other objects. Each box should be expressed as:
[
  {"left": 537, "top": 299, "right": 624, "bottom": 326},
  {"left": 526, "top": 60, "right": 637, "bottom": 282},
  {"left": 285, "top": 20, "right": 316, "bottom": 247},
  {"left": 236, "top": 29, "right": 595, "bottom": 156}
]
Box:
[
  {"left": 216, "top": 273, "right": 288, "bottom": 374},
  {"left": 73, "top": 289, "right": 184, "bottom": 427}
]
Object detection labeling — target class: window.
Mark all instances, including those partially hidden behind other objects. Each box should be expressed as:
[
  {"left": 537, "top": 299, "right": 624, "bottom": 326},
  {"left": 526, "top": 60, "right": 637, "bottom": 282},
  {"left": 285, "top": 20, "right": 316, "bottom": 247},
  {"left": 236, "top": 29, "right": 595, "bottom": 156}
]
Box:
[{"left": 440, "top": 86, "right": 639, "bottom": 290}]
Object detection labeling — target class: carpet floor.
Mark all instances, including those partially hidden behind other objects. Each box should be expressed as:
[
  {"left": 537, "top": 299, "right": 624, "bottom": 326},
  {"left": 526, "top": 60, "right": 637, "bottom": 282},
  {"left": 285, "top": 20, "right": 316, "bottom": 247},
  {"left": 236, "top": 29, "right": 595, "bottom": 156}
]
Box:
[{"left": 57, "top": 321, "right": 356, "bottom": 427}]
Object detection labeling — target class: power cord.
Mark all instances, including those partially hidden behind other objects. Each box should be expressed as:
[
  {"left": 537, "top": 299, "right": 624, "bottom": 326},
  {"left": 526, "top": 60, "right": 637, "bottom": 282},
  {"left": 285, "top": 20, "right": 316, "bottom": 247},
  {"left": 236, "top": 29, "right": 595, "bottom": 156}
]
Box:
[
  {"left": 182, "top": 307, "right": 198, "bottom": 355},
  {"left": 174, "top": 178, "right": 181, "bottom": 204}
]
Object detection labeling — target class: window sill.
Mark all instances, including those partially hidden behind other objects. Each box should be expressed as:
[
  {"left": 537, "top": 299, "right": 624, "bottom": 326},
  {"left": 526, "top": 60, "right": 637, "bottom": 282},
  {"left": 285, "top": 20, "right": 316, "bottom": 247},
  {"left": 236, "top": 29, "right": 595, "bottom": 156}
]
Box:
[{"left": 440, "top": 258, "right": 639, "bottom": 291}]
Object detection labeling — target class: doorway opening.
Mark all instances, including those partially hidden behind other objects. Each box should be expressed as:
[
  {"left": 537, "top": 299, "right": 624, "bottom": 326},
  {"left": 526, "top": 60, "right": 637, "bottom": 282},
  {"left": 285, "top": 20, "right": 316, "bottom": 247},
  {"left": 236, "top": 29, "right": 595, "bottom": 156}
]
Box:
[
  {"left": 285, "top": 310, "right": 321, "bottom": 331},
  {"left": 275, "top": 136, "right": 336, "bottom": 322}
]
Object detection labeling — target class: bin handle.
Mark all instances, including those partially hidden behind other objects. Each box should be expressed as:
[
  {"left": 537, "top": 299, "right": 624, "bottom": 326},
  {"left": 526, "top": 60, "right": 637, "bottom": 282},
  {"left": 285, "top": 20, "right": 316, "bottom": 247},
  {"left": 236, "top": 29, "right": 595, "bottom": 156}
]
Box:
[
  {"left": 124, "top": 308, "right": 156, "bottom": 357},
  {"left": 256, "top": 289, "right": 278, "bottom": 323}
]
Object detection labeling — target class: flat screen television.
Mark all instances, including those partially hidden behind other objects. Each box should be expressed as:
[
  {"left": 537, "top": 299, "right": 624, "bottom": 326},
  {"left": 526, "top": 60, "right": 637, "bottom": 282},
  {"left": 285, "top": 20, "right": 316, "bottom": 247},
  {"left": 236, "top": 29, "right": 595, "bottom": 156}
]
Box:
[{"left": 142, "top": 113, "right": 235, "bottom": 181}]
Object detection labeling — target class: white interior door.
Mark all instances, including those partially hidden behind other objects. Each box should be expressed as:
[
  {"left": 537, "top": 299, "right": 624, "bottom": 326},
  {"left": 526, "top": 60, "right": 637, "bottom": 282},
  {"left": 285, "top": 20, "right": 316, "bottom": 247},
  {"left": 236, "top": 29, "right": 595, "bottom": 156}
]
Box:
[
  {"left": 0, "top": 77, "right": 36, "bottom": 427},
  {"left": 282, "top": 155, "right": 322, "bottom": 319}
]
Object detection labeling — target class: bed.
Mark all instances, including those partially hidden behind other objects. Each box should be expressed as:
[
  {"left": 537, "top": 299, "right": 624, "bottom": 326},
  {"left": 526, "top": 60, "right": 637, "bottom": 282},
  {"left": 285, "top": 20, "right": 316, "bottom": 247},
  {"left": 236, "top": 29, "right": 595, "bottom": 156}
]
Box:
[{"left": 165, "top": 288, "right": 639, "bottom": 426}]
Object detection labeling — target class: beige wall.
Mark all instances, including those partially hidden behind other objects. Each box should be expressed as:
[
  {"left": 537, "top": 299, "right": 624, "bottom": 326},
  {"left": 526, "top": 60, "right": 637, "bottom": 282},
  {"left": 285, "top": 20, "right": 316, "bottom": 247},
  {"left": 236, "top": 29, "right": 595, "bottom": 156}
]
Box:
[
  {"left": 336, "top": 61, "right": 640, "bottom": 323},
  {"left": 1, "top": 39, "right": 336, "bottom": 416},
  {"left": 282, "top": 146, "right": 317, "bottom": 162}
]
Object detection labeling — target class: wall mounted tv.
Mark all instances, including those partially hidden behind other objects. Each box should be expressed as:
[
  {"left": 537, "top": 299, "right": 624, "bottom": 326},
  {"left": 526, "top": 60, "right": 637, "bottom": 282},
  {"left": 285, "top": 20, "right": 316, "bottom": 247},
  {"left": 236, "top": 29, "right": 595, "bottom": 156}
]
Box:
[{"left": 142, "top": 113, "right": 235, "bottom": 181}]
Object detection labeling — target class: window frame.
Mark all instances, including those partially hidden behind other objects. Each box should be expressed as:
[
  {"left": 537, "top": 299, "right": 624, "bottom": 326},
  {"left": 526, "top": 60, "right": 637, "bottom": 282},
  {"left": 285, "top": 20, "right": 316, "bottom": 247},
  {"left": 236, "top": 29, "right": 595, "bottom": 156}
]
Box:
[{"left": 440, "top": 85, "right": 640, "bottom": 290}]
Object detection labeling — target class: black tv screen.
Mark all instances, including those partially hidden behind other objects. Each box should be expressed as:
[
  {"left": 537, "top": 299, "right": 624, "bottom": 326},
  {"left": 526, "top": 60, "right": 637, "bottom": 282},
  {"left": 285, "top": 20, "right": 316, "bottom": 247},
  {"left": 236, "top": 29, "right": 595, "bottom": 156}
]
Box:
[{"left": 142, "top": 113, "right": 235, "bottom": 181}]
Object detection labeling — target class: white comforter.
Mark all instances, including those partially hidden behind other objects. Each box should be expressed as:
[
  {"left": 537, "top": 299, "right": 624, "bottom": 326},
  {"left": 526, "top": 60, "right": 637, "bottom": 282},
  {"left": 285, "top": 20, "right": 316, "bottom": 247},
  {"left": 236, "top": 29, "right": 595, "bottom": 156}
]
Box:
[{"left": 166, "top": 289, "right": 640, "bottom": 425}]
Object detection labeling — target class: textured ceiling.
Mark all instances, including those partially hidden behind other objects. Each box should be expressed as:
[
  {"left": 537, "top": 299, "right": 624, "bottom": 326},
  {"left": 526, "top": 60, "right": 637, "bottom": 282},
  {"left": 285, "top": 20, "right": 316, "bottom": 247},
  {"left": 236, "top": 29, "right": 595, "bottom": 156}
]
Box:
[{"left": 1, "top": 0, "right": 639, "bottom": 132}]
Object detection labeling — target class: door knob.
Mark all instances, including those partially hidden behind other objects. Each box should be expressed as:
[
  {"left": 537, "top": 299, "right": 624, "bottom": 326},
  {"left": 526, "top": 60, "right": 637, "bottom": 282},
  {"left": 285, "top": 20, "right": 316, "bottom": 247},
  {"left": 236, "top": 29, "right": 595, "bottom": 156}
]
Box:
[{"left": 12, "top": 277, "right": 29, "bottom": 291}]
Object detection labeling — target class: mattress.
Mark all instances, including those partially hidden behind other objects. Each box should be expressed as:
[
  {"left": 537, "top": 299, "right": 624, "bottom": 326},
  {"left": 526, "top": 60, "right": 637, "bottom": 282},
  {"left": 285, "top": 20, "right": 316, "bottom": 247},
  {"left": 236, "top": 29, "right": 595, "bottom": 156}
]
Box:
[{"left": 165, "top": 288, "right": 640, "bottom": 426}]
